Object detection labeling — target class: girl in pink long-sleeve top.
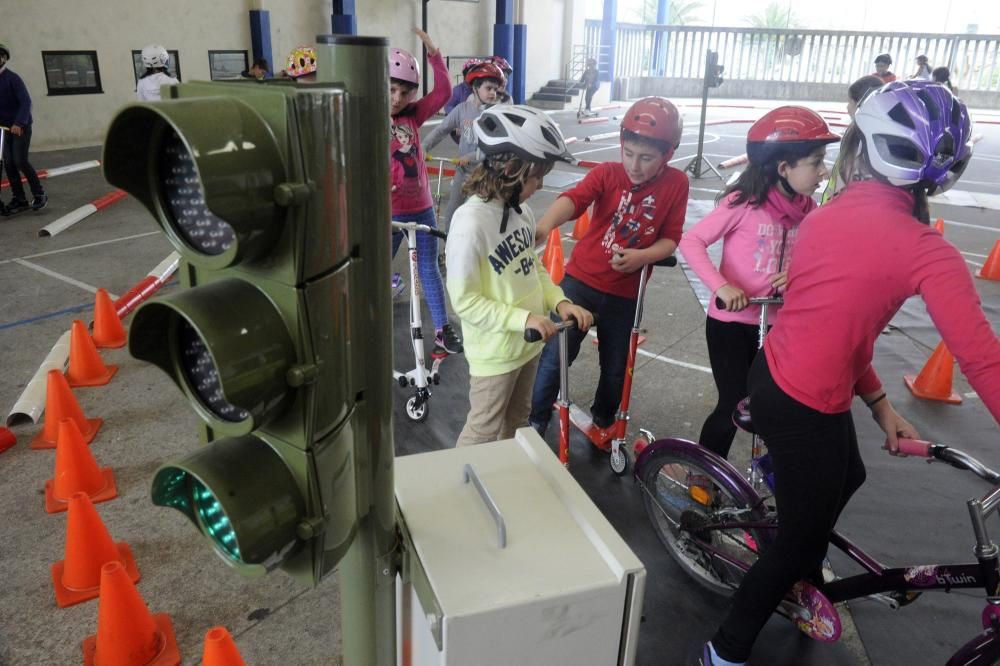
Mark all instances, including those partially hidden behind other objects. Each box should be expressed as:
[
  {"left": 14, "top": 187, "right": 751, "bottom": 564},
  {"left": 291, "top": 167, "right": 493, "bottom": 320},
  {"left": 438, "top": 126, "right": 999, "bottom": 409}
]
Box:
[
  {"left": 389, "top": 29, "right": 463, "bottom": 356},
  {"left": 678, "top": 106, "right": 839, "bottom": 459},
  {"left": 702, "top": 82, "right": 1000, "bottom": 666}
]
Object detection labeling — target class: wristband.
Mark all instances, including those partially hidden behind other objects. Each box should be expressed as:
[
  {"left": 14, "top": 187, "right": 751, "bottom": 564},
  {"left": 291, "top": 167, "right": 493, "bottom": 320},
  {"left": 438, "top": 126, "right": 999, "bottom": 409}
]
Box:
[{"left": 864, "top": 393, "right": 887, "bottom": 409}]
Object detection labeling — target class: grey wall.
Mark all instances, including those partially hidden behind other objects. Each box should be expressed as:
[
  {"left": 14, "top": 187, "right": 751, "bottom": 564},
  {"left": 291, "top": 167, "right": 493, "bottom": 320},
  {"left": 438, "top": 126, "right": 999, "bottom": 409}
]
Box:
[{"left": 6, "top": 0, "right": 584, "bottom": 150}]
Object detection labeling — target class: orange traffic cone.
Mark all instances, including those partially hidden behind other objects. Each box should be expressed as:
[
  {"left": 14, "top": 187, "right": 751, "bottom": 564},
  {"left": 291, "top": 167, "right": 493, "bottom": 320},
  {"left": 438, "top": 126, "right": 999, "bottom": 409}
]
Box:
[
  {"left": 44, "top": 418, "right": 118, "bottom": 513},
  {"left": 543, "top": 228, "right": 565, "bottom": 284},
  {"left": 933, "top": 218, "right": 945, "bottom": 234},
  {"left": 0, "top": 426, "right": 16, "bottom": 454},
  {"left": 82, "top": 561, "right": 180, "bottom": 666},
  {"left": 202, "top": 627, "right": 247, "bottom": 666},
  {"left": 51, "top": 492, "right": 139, "bottom": 607},
  {"left": 903, "top": 341, "right": 962, "bottom": 404},
  {"left": 92, "top": 288, "right": 127, "bottom": 349},
  {"left": 572, "top": 208, "right": 591, "bottom": 240},
  {"left": 31, "top": 369, "right": 103, "bottom": 450},
  {"left": 66, "top": 320, "right": 118, "bottom": 387},
  {"left": 977, "top": 240, "right": 1000, "bottom": 281}
]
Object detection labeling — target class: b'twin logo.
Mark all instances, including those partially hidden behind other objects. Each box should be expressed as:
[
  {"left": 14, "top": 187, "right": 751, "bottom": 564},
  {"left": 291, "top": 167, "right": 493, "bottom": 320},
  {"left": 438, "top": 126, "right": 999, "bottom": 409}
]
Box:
[{"left": 936, "top": 571, "right": 978, "bottom": 586}]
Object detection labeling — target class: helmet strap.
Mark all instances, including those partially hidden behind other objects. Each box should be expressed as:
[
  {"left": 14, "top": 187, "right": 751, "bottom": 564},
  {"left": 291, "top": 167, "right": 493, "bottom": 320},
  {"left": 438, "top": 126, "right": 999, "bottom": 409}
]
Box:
[
  {"left": 500, "top": 183, "right": 523, "bottom": 233},
  {"left": 776, "top": 173, "right": 796, "bottom": 197}
]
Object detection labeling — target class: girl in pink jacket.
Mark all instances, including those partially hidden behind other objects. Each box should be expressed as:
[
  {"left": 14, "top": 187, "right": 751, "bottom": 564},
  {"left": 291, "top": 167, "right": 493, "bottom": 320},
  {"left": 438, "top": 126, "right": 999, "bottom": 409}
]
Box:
[{"left": 678, "top": 106, "right": 839, "bottom": 459}]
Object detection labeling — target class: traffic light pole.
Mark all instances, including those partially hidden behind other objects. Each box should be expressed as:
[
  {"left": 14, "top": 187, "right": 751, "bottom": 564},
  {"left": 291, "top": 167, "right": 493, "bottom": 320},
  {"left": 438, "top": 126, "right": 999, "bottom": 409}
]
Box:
[
  {"left": 683, "top": 52, "right": 723, "bottom": 181},
  {"left": 316, "top": 35, "right": 397, "bottom": 666}
]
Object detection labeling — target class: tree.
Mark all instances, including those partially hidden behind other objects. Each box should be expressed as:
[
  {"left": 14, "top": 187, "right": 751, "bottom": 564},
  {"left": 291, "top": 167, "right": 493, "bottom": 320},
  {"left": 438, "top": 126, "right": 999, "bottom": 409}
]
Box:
[
  {"left": 671, "top": 0, "right": 705, "bottom": 25},
  {"left": 745, "top": 1, "right": 799, "bottom": 28}
]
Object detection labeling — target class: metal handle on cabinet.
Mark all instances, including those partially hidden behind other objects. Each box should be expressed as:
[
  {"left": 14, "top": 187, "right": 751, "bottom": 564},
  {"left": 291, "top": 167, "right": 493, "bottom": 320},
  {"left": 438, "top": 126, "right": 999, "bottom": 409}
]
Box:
[{"left": 462, "top": 464, "right": 507, "bottom": 549}]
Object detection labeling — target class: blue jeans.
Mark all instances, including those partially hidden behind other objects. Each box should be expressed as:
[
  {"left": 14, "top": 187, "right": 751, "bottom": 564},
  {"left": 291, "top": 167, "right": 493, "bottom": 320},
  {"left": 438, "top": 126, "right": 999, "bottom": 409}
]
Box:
[
  {"left": 529, "top": 274, "right": 637, "bottom": 428},
  {"left": 391, "top": 207, "right": 449, "bottom": 330}
]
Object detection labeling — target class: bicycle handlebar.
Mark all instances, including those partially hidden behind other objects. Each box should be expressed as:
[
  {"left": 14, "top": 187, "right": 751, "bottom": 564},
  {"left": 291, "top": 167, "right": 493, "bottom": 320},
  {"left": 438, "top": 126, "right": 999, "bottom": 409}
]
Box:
[
  {"left": 896, "top": 438, "right": 1000, "bottom": 484},
  {"left": 391, "top": 220, "right": 447, "bottom": 240}
]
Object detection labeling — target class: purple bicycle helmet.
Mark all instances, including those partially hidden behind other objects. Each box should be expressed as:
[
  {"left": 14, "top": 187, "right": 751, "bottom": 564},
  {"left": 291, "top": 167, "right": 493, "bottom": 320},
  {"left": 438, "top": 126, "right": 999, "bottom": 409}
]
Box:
[
  {"left": 389, "top": 48, "right": 420, "bottom": 86},
  {"left": 854, "top": 80, "right": 972, "bottom": 194}
]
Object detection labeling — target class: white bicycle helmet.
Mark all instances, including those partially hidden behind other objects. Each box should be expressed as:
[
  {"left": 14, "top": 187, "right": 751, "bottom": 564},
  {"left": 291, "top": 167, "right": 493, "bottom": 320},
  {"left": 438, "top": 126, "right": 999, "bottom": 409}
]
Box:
[
  {"left": 474, "top": 105, "right": 575, "bottom": 164},
  {"left": 141, "top": 44, "right": 170, "bottom": 69}
]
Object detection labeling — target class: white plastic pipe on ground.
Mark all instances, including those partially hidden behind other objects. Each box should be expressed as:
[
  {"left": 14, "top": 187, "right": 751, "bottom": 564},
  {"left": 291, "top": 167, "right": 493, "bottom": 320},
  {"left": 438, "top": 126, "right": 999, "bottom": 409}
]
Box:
[
  {"left": 5, "top": 331, "right": 71, "bottom": 426},
  {"left": 39, "top": 190, "right": 127, "bottom": 237}
]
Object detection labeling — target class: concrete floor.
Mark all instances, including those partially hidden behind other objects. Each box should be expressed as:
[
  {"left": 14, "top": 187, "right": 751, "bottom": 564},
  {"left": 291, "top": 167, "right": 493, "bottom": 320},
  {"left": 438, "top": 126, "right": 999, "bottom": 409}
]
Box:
[{"left": 0, "top": 99, "right": 998, "bottom": 665}]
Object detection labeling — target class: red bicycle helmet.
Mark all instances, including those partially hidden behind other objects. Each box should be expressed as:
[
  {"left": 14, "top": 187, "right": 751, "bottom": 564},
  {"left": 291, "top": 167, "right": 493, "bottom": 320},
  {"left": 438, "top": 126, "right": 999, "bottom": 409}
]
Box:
[
  {"left": 746, "top": 106, "right": 840, "bottom": 165},
  {"left": 621, "top": 97, "right": 684, "bottom": 153},
  {"left": 465, "top": 62, "right": 507, "bottom": 88},
  {"left": 461, "top": 57, "right": 485, "bottom": 76},
  {"left": 489, "top": 55, "right": 513, "bottom": 75}
]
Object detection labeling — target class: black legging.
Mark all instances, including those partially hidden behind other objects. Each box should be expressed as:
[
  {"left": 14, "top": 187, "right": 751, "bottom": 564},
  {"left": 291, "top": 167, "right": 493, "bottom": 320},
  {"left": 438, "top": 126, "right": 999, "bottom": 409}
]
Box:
[
  {"left": 699, "top": 316, "right": 761, "bottom": 458},
  {"left": 2, "top": 124, "right": 43, "bottom": 202},
  {"left": 712, "top": 352, "right": 867, "bottom": 662}
]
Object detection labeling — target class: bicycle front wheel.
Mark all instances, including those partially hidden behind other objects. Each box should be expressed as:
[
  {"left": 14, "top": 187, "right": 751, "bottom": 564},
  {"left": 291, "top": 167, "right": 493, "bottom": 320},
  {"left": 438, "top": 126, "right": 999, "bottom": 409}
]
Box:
[{"left": 638, "top": 441, "right": 772, "bottom": 596}]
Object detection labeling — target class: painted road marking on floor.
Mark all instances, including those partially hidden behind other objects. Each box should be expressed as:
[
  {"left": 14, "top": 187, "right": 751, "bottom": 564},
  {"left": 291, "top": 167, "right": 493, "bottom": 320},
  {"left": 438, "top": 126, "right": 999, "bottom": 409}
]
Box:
[
  {"left": 586, "top": 329, "right": 712, "bottom": 374},
  {"left": 12, "top": 259, "right": 113, "bottom": 297},
  {"left": 944, "top": 218, "right": 1000, "bottom": 233},
  {"left": 0, "top": 230, "right": 161, "bottom": 265}
]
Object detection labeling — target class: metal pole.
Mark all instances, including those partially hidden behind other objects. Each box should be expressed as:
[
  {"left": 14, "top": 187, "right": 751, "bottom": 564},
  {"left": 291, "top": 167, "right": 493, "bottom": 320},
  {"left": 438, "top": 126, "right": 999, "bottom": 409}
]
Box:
[
  {"left": 422, "top": 0, "right": 429, "bottom": 94},
  {"left": 315, "top": 34, "right": 396, "bottom": 666}
]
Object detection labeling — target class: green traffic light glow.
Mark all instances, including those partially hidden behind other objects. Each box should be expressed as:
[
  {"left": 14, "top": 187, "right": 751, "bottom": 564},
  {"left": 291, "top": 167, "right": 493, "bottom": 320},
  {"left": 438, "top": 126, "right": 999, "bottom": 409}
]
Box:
[
  {"left": 191, "top": 479, "right": 241, "bottom": 561},
  {"left": 179, "top": 320, "right": 250, "bottom": 423},
  {"left": 159, "top": 127, "right": 236, "bottom": 256}
]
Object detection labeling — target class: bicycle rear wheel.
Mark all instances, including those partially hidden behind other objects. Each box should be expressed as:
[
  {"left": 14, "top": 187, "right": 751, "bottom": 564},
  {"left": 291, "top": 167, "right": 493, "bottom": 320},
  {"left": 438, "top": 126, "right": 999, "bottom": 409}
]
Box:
[{"left": 638, "top": 441, "right": 772, "bottom": 596}]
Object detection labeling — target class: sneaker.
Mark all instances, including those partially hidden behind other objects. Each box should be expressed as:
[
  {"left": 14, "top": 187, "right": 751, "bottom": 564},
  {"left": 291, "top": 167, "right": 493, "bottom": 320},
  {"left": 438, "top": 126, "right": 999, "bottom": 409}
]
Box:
[
  {"left": 1, "top": 199, "right": 29, "bottom": 216},
  {"left": 434, "top": 323, "right": 463, "bottom": 355},
  {"left": 591, "top": 411, "right": 614, "bottom": 429},
  {"left": 529, "top": 419, "right": 549, "bottom": 438},
  {"left": 391, "top": 272, "right": 405, "bottom": 299},
  {"left": 31, "top": 194, "right": 47, "bottom": 211},
  {"left": 697, "top": 641, "right": 746, "bottom": 666}
]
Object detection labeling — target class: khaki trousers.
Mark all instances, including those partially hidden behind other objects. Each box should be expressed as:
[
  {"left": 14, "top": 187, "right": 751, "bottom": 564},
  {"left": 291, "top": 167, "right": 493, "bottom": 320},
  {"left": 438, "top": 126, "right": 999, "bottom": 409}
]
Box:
[{"left": 456, "top": 355, "right": 541, "bottom": 447}]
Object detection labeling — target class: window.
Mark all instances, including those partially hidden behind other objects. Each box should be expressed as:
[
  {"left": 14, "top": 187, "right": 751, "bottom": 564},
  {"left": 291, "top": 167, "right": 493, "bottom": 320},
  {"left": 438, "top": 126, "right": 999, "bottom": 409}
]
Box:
[
  {"left": 131, "top": 50, "right": 181, "bottom": 84},
  {"left": 42, "top": 51, "right": 103, "bottom": 95},
  {"left": 208, "top": 50, "right": 249, "bottom": 80}
]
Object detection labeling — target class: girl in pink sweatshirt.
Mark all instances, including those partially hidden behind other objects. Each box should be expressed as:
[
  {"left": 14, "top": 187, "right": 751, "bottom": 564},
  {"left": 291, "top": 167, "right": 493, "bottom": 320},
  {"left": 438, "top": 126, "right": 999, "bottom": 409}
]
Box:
[
  {"left": 703, "top": 82, "right": 1000, "bottom": 666},
  {"left": 679, "top": 106, "right": 839, "bottom": 459}
]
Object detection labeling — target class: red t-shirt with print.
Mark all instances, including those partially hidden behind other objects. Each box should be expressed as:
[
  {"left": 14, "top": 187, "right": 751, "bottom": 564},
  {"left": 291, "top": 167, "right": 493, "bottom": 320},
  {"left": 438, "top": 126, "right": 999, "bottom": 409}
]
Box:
[{"left": 561, "top": 162, "right": 688, "bottom": 298}]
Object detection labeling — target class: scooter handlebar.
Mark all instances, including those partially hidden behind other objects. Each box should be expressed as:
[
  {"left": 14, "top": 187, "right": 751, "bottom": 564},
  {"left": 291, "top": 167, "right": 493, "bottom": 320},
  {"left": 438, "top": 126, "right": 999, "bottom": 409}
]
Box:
[
  {"left": 523, "top": 313, "right": 599, "bottom": 342},
  {"left": 391, "top": 220, "right": 447, "bottom": 240}
]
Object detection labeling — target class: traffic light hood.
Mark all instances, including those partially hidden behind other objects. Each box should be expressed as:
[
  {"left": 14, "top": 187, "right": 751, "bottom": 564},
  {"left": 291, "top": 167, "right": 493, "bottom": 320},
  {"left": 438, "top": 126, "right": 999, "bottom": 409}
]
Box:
[{"left": 104, "top": 96, "right": 287, "bottom": 271}]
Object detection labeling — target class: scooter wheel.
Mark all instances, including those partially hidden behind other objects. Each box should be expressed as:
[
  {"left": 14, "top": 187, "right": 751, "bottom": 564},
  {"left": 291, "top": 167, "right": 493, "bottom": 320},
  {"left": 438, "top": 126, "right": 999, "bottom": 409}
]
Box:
[
  {"left": 609, "top": 447, "right": 629, "bottom": 476},
  {"left": 397, "top": 376, "right": 409, "bottom": 388},
  {"left": 406, "top": 395, "right": 428, "bottom": 422}
]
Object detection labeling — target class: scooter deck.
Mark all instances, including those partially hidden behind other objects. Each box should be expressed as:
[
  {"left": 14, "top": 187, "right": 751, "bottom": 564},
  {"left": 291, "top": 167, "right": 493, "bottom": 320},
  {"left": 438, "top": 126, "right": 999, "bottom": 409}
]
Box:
[{"left": 567, "top": 403, "right": 614, "bottom": 452}]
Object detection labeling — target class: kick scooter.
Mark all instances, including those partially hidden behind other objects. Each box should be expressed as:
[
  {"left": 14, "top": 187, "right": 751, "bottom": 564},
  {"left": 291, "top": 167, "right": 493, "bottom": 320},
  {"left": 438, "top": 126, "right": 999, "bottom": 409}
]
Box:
[
  {"left": 391, "top": 220, "right": 448, "bottom": 422},
  {"left": 526, "top": 255, "right": 676, "bottom": 475}
]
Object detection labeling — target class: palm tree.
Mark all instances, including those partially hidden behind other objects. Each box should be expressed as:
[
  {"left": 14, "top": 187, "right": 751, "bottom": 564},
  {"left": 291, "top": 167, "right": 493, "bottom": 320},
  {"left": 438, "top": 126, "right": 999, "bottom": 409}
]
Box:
[
  {"left": 671, "top": 0, "right": 704, "bottom": 25},
  {"left": 745, "top": 1, "right": 798, "bottom": 29}
]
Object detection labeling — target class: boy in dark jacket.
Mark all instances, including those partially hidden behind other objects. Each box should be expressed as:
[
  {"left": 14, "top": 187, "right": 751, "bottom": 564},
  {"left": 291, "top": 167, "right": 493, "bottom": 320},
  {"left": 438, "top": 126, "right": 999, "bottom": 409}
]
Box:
[{"left": 0, "top": 42, "right": 46, "bottom": 216}]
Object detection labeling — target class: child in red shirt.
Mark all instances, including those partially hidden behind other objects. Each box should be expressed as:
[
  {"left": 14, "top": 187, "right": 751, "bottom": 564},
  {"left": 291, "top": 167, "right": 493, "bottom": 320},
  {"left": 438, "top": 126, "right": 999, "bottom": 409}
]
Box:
[{"left": 529, "top": 97, "right": 688, "bottom": 435}]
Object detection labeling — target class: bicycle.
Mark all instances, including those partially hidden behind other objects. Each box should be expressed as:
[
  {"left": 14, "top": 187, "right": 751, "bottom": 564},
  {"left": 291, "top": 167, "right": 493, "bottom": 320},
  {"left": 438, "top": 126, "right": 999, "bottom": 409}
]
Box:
[
  {"left": 391, "top": 219, "right": 448, "bottom": 422},
  {"left": 634, "top": 433, "right": 1000, "bottom": 663}
]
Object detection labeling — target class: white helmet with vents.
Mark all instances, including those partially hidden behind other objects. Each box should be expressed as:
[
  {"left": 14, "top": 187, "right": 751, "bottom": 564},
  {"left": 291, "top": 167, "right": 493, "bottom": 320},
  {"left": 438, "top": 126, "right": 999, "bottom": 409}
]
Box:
[
  {"left": 141, "top": 44, "right": 170, "bottom": 69},
  {"left": 474, "top": 105, "right": 575, "bottom": 164}
]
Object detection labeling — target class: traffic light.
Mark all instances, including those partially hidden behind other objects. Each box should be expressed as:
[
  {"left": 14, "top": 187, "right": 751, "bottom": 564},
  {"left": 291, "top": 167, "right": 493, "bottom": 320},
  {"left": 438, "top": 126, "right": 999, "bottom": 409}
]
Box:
[
  {"left": 705, "top": 50, "right": 725, "bottom": 88},
  {"left": 103, "top": 78, "right": 365, "bottom": 585}
]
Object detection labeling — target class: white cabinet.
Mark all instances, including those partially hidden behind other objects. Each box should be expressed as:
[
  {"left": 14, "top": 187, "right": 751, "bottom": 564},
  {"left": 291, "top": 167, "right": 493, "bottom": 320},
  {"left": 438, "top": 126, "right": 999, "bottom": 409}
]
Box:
[{"left": 395, "top": 428, "right": 645, "bottom": 666}]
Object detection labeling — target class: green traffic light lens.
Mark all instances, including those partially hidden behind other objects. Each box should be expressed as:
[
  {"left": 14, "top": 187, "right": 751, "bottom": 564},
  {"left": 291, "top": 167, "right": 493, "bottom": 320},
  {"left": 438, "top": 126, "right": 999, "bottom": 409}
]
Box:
[
  {"left": 159, "top": 127, "right": 236, "bottom": 256},
  {"left": 190, "top": 477, "right": 241, "bottom": 561},
  {"left": 179, "top": 320, "right": 250, "bottom": 423}
]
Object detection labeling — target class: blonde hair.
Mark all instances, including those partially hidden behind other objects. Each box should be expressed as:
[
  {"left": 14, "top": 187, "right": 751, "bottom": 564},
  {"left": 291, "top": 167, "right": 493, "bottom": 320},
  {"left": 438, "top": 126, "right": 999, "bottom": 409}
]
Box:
[{"left": 462, "top": 152, "right": 553, "bottom": 203}]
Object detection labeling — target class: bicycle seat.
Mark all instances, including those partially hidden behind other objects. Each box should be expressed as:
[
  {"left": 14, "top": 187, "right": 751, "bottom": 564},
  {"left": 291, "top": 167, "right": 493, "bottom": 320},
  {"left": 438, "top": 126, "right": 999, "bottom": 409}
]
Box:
[{"left": 732, "top": 397, "right": 756, "bottom": 434}]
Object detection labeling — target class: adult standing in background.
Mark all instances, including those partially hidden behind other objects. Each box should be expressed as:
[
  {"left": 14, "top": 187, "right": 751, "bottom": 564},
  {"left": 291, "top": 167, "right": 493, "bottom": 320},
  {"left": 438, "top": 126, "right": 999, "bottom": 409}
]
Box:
[
  {"left": 136, "top": 44, "right": 178, "bottom": 101},
  {"left": 0, "top": 42, "right": 47, "bottom": 217},
  {"left": 911, "top": 55, "right": 932, "bottom": 80},
  {"left": 871, "top": 53, "right": 897, "bottom": 83}
]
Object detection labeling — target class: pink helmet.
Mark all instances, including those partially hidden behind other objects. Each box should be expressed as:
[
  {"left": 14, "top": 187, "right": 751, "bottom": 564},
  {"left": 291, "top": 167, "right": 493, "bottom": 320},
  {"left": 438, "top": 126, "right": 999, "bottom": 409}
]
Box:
[{"left": 389, "top": 47, "right": 420, "bottom": 85}]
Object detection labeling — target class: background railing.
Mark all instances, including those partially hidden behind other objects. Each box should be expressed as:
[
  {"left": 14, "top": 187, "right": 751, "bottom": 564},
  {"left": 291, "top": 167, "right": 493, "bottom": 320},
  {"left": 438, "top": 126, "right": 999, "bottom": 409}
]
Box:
[{"left": 584, "top": 21, "right": 1000, "bottom": 93}]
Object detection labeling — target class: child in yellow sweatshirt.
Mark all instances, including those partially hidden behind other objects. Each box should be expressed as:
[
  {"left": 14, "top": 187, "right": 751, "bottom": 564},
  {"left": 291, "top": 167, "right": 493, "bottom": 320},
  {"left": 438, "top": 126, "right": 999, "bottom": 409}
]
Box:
[{"left": 446, "top": 105, "right": 592, "bottom": 447}]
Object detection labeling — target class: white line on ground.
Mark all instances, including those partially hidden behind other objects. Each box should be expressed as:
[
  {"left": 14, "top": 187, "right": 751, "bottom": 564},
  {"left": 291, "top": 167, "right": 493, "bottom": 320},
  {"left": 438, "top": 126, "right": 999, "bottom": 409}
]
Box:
[
  {"left": 962, "top": 251, "right": 989, "bottom": 258},
  {"left": 944, "top": 219, "right": 1000, "bottom": 233},
  {"left": 12, "top": 258, "right": 113, "bottom": 296},
  {"left": 586, "top": 329, "right": 712, "bottom": 373},
  {"left": 0, "top": 231, "right": 161, "bottom": 265},
  {"left": 966, "top": 259, "right": 985, "bottom": 268}
]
